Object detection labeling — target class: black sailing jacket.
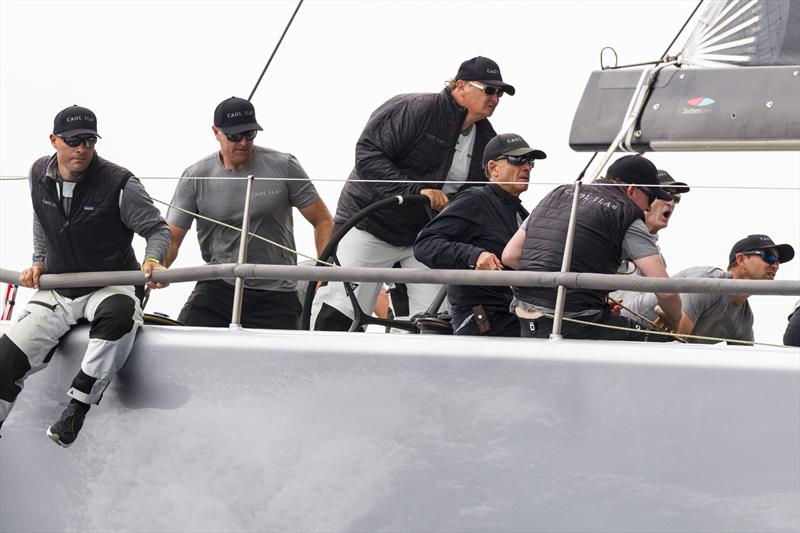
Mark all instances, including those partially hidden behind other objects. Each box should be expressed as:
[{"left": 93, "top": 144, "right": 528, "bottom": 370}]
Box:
[
  {"left": 334, "top": 88, "right": 496, "bottom": 246},
  {"left": 414, "top": 184, "right": 528, "bottom": 311}
]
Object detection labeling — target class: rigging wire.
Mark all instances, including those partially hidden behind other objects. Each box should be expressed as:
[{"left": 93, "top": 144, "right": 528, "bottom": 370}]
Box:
[
  {"left": 2, "top": 174, "right": 799, "bottom": 191},
  {"left": 247, "top": 0, "right": 304, "bottom": 101}
]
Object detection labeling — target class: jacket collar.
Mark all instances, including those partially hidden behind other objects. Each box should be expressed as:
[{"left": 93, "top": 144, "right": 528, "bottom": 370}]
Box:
[
  {"left": 41, "top": 153, "right": 96, "bottom": 185},
  {"left": 488, "top": 182, "right": 522, "bottom": 205}
]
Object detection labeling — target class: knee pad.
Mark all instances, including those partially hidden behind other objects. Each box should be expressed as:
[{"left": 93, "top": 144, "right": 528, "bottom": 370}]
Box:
[
  {"left": 0, "top": 335, "right": 32, "bottom": 402},
  {"left": 90, "top": 294, "right": 137, "bottom": 341}
]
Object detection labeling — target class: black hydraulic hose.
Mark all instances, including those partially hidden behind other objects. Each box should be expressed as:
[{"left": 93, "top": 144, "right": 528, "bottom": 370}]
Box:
[
  {"left": 300, "top": 194, "right": 430, "bottom": 330},
  {"left": 247, "top": 0, "right": 304, "bottom": 101}
]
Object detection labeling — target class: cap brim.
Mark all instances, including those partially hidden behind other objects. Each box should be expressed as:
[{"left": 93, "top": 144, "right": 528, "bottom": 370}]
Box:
[
  {"left": 773, "top": 243, "right": 795, "bottom": 263},
  {"left": 654, "top": 188, "right": 674, "bottom": 201},
  {"left": 57, "top": 128, "right": 101, "bottom": 138},
  {"left": 663, "top": 181, "right": 690, "bottom": 193},
  {"left": 504, "top": 147, "right": 547, "bottom": 159},
  {"left": 478, "top": 80, "right": 515, "bottom": 96},
  {"left": 219, "top": 122, "right": 263, "bottom": 134}
]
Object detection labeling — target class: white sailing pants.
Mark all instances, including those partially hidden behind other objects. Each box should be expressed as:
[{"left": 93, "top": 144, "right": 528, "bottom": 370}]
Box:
[
  {"left": 0, "top": 285, "right": 142, "bottom": 422},
  {"left": 310, "top": 227, "right": 440, "bottom": 327}
]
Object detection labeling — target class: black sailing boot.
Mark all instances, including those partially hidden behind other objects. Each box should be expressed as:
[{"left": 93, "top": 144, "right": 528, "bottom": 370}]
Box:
[{"left": 47, "top": 402, "right": 89, "bottom": 448}]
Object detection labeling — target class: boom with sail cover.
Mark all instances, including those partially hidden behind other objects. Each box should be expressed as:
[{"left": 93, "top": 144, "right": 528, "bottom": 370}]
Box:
[{"left": 569, "top": 0, "right": 800, "bottom": 152}]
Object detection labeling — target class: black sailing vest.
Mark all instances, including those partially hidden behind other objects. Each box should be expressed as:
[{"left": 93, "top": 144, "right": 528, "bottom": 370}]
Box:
[
  {"left": 515, "top": 184, "right": 644, "bottom": 312},
  {"left": 30, "top": 154, "right": 139, "bottom": 298}
]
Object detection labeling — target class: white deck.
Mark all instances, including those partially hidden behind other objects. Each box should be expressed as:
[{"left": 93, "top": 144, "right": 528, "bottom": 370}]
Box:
[{"left": 1, "top": 323, "right": 798, "bottom": 532}]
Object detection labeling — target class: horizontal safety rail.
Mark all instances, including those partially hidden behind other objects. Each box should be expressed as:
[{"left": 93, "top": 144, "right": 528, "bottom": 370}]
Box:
[{"left": 1, "top": 264, "right": 798, "bottom": 296}]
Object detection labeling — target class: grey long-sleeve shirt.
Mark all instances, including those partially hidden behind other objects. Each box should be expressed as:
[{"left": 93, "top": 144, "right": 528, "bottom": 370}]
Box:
[{"left": 31, "top": 157, "right": 170, "bottom": 266}]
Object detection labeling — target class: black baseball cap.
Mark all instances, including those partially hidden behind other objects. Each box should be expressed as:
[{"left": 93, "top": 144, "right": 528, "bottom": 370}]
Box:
[
  {"left": 455, "top": 56, "right": 516, "bottom": 96},
  {"left": 53, "top": 105, "right": 101, "bottom": 138},
  {"left": 728, "top": 234, "right": 795, "bottom": 265},
  {"left": 657, "top": 169, "right": 690, "bottom": 193},
  {"left": 606, "top": 155, "right": 671, "bottom": 200},
  {"left": 482, "top": 134, "right": 546, "bottom": 172},
  {"left": 214, "top": 97, "right": 263, "bottom": 134}
]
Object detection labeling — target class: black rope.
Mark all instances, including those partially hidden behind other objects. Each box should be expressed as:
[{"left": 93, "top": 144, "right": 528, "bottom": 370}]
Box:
[{"left": 247, "top": 0, "right": 304, "bottom": 102}]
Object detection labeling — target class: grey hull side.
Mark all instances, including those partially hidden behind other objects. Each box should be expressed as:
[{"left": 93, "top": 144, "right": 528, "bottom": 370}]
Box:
[{"left": 1, "top": 324, "right": 798, "bottom": 532}]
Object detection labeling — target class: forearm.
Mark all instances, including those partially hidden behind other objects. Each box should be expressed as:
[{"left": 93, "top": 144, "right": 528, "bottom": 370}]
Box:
[
  {"left": 120, "top": 178, "right": 170, "bottom": 262},
  {"left": 142, "top": 225, "right": 171, "bottom": 263},
  {"left": 313, "top": 217, "right": 333, "bottom": 258},
  {"left": 414, "top": 235, "right": 482, "bottom": 269},
  {"left": 164, "top": 238, "right": 180, "bottom": 268},
  {"left": 656, "top": 293, "right": 683, "bottom": 328}
]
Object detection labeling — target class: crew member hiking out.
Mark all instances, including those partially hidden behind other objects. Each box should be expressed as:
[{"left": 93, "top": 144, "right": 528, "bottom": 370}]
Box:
[{"left": 0, "top": 105, "right": 170, "bottom": 446}]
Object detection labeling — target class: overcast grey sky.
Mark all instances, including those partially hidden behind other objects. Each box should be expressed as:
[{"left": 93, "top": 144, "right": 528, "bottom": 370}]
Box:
[{"left": 1, "top": 0, "right": 798, "bottom": 343}]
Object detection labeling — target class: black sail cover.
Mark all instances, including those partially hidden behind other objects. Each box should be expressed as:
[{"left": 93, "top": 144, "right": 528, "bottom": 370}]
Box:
[{"left": 570, "top": 0, "right": 800, "bottom": 152}]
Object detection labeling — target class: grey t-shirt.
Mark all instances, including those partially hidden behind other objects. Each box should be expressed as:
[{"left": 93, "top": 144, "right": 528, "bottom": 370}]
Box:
[
  {"left": 167, "top": 146, "right": 320, "bottom": 291},
  {"left": 623, "top": 266, "right": 754, "bottom": 344},
  {"left": 610, "top": 228, "right": 663, "bottom": 304}
]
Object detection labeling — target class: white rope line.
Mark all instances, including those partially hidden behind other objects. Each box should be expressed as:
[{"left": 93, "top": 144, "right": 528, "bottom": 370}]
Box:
[
  {"left": 150, "top": 197, "right": 337, "bottom": 268},
  {"left": 541, "top": 311, "right": 788, "bottom": 348},
  {"left": 1, "top": 174, "right": 798, "bottom": 191}
]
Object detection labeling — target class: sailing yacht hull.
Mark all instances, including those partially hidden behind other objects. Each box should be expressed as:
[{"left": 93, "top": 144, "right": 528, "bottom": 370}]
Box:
[{"left": 1, "top": 323, "right": 798, "bottom": 532}]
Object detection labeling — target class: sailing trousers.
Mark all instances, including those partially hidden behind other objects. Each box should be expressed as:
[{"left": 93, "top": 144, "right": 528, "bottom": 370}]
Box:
[
  {"left": 310, "top": 226, "right": 440, "bottom": 330},
  {"left": 0, "top": 285, "right": 142, "bottom": 423}
]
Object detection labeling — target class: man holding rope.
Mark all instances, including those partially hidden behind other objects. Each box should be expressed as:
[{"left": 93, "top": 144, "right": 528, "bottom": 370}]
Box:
[
  {"left": 503, "top": 155, "right": 682, "bottom": 341},
  {"left": 625, "top": 234, "right": 794, "bottom": 344}
]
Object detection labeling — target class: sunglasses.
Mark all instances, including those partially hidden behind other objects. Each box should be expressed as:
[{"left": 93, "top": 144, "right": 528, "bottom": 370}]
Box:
[
  {"left": 664, "top": 188, "right": 682, "bottom": 204},
  {"left": 499, "top": 155, "right": 536, "bottom": 167},
  {"left": 742, "top": 249, "right": 779, "bottom": 265},
  {"left": 468, "top": 81, "right": 504, "bottom": 97},
  {"left": 59, "top": 135, "right": 97, "bottom": 148},
  {"left": 225, "top": 130, "right": 258, "bottom": 142},
  {"left": 637, "top": 186, "right": 657, "bottom": 204}
]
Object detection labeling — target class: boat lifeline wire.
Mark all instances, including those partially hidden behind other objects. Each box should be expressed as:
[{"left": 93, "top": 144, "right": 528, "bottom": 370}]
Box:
[{"left": 3, "top": 175, "right": 797, "bottom": 192}]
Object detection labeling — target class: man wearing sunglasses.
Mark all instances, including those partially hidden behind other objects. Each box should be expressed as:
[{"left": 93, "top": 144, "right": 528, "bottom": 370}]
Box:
[
  {"left": 503, "top": 155, "right": 682, "bottom": 341},
  {"left": 612, "top": 169, "right": 690, "bottom": 304},
  {"left": 414, "top": 134, "right": 544, "bottom": 336},
  {"left": 0, "top": 105, "right": 171, "bottom": 446},
  {"left": 165, "top": 97, "right": 333, "bottom": 329},
  {"left": 628, "top": 234, "right": 794, "bottom": 344},
  {"left": 313, "top": 56, "right": 515, "bottom": 331}
]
